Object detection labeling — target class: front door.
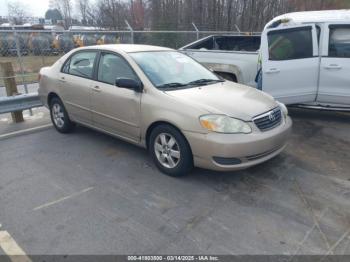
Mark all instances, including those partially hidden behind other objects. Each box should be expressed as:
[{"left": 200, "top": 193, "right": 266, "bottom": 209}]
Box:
[
  {"left": 90, "top": 52, "right": 142, "bottom": 142},
  {"left": 261, "top": 25, "right": 319, "bottom": 104},
  {"left": 318, "top": 23, "right": 350, "bottom": 106}
]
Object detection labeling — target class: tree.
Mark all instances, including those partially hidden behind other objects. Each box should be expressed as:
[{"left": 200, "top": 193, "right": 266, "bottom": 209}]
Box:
[
  {"left": 91, "top": 0, "right": 350, "bottom": 33},
  {"left": 95, "top": 0, "right": 131, "bottom": 30},
  {"left": 45, "top": 9, "right": 63, "bottom": 24},
  {"left": 53, "top": 0, "right": 73, "bottom": 29},
  {"left": 7, "top": 1, "right": 30, "bottom": 25},
  {"left": 287, "top": 0, "right": 350, "bottom": 10},
  {"left": 130, "top": 0, "right": 145, "bottom": 30},
  {"left": 76, "top": 0, "right": 90, "bottom": 25}
]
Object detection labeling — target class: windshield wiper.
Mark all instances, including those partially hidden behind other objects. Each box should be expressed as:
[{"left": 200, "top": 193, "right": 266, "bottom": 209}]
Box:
[
  {"left": 157, "top": 82, "right": 188, "bottom": 89},
  {"left": 187, "top": 79, "right": 224, "bottom": 86},
  {"left": 157, "top": 79, "right": 223, "bottom": 89}
]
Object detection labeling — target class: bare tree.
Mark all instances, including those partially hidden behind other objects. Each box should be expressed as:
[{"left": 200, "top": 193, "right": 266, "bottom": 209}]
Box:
[
  {"left": 7, "top": 1, "right": 31, "bottom": 25},
  {"left": 94, "top": 0, "right": 132, "bottom": 30},
  {"left": 130, "top": 0, "right": 145, "bottom": 29},
  {"left": 84, "top": 0, "right": 350, "bottom": 31},
  {"left": 76, "top": 0, "right": 90, "bottom": 25},
  {"left": 54, "top": 0, "right": 73, "bottom": 29}
]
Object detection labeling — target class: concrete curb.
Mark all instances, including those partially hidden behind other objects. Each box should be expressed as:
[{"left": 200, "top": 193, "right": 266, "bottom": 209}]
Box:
[{"left": 0, "top": 124, "right": 52, "bottom": 140}]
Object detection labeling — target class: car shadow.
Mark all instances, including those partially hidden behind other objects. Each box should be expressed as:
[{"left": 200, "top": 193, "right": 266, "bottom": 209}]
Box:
[
  {"left": 288, "top": 106, "right": 350, "bottom": 123},
  {"left": 72, "top": 123, "right": 292, "bottom": 186}
]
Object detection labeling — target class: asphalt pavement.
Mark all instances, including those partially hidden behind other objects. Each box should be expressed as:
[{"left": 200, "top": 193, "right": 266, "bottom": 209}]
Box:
[{"left": 0, "top": 107, "right": 349, "bottom": 256}]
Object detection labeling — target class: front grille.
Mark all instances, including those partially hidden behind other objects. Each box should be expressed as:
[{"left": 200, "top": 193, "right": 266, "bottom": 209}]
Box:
[{"left": 253, "top": 107, "right": 282, "bottom": 131}]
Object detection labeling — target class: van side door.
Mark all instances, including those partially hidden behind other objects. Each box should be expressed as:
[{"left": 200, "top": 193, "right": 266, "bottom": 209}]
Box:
[
  {"left": 261, "top": 25, "right": 319, "bottom": 104},
  {"left": 318, "top": 23, "right": 350, "bottom": 106}
]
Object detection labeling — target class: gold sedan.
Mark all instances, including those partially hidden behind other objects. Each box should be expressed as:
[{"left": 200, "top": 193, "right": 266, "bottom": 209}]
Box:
[{"left": 38, "top": 44, "right": 292, "bottom": 176}]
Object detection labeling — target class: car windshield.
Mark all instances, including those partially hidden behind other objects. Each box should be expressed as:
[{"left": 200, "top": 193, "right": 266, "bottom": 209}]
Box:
[{"left": 130, "top": 51, "right": 222, "bottom": 89}]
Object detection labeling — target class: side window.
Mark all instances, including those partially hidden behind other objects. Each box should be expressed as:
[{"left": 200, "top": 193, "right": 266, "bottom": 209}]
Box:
[
  {"left": 186, "top": 38, "right": 214, "bottom": 50},
  {"left": 214, "top": 36, "right": 260, "bottom": 51},
  {"left": 62, "top": 58, "right": 70, "bottom": 73},
  {"left": 97, "top": 53, "right": 138, "bottom": 85},
  {"left": 329, "top": 25, "right": 350, "bottom": 58},
  {"left": 62, "top": 51, "right": 97, "bottom": 78},
  {"left": 268, "top": 27, "right": 313, "bottom": 61}
]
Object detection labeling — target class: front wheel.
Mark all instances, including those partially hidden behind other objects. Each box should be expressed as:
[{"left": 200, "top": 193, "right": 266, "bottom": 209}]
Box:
[
  {"left": 50, "top": 97, "right": 74, "bottom": 133},
  {"left": 149, "top": 125, "right": 193, "bottom": 177}
]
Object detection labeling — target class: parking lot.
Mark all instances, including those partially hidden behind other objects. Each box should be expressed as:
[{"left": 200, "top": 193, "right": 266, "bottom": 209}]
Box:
[{"left": 0, "top": 108, "right": 350, "bottom": 256}]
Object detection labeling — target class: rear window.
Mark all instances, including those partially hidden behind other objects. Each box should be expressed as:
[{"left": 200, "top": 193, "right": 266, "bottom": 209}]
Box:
[
  {"left": 329, "top": 25, "right": 350, "bottom": 58},
  {"left": 268, "top": 27, "right": 313, "bottom": 61},
  {"left": 189, "top": 37, "right": 214, "bottom": 50},
  {"left": 214, "top": 36, "right": 260, "bottom": 51},
  {"left": 185, "top": 36, "right": 260, "bottom": 52}
]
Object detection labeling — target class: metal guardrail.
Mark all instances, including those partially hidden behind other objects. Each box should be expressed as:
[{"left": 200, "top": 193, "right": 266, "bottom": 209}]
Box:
[{"left": 0, "top": 93, "right": 42, "bottom": 114}]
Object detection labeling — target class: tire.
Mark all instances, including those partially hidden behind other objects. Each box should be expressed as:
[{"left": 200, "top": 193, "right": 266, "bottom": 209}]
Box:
[
  {"left": 149, "top": 125, "right": 193, "bottom": 177},
  {"left": 50, "top": 97, "right": 74, "bottom": 133}
]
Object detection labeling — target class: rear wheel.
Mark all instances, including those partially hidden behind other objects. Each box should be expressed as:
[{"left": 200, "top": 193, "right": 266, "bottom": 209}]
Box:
[
  {"left": 50, "top": 97, "right": 74, "bottom": 133},
  {"left": 149, "top": 125, "right": 193, "bottom": 177}
]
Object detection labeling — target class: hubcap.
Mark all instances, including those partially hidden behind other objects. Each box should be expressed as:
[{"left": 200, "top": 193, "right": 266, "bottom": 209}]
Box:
[
  {"left": 52, "top": 103, "right": 65, "bottom": 128},
  {"left": 154, "top": 133, "right": 181, "bottom": 169}
]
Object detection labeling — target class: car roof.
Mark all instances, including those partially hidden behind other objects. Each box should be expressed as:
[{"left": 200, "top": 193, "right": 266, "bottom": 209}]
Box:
[
  {"left": 79, "top": 44, "right": 173, "bottom": 53},
  {"left": 265, "top": 10, "right": 350, "bottom": 29}
]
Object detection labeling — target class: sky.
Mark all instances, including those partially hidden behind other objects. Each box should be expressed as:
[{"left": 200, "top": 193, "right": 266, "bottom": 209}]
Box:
[{"left": 0, "top": 0, "right": 49, "bottom": 17}]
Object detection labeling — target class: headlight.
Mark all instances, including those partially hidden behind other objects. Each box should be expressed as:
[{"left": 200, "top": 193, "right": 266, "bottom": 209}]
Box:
[
  {"left": 199, "top": 115, "right": 252, "bottom": 134},
  {"left": 277, "top": 102, "right": 288, "bottom": 118}
]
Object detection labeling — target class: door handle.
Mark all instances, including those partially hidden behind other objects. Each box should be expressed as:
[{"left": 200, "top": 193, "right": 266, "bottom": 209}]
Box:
[
  {"left": 265, "top": 68, "right": 280, "bottom": 74},
  {"left": 92, "top": 86, "right": 101, "bottom": 92},
  {"left": 59, "top": 77, "right": 66, "bottom": 83},
  {"left": 324, "top": 64, "right": 342, "bottom": 70}
]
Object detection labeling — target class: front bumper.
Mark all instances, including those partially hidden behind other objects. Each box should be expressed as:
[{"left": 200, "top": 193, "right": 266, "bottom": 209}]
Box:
[{"left": 183, "top": 116, "right": 292, "bottom": 171}]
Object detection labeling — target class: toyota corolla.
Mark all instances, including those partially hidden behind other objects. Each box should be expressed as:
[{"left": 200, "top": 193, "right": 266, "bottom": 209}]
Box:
[{"left": 38, "top": 44, "right": 292, "bottom": 176}]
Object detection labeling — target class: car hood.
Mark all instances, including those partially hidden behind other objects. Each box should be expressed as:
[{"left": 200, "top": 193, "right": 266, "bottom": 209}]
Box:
[{"left": 164, "top": 81, "right": 278, "bottom": 121}]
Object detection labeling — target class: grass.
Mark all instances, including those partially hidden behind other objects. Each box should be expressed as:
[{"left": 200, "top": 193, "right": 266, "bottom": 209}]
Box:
[{"left": 0, "top": 55, "right": 62, "bottom": 87}]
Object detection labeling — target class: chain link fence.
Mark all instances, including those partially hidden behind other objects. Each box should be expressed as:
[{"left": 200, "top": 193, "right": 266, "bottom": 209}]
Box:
[{"left": 0, "top": 28, "right": 259, "bottom": 97}]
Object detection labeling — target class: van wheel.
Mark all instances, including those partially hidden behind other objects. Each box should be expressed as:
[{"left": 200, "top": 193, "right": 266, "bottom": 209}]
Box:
[
  {"left": 50, "top": 97, "right": 74, "bottom": 133},
  {"left": 149, "top": 125, "right": 193, "bottom": 177}
]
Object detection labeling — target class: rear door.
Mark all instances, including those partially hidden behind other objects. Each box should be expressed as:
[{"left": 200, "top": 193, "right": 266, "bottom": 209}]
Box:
[
  {"left": 318, "top": 23, "right": 350, "bottom": 106},
  {"left": 261, "top": 25, "right": 319, "bottom": 104},
  {"left": 59, "top": 50, "right": 97, "bottom": 125}
]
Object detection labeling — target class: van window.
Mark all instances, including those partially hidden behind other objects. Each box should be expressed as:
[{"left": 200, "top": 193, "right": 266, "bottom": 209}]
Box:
[
  {"left": 63, "top": 51, "right": 97, "bottom": 79},
  {"left": 268, "top": 27, "right": 313, "bottom": 61},
  {"left": 329, "top": 25, "right": 350, "bottom": 58}
]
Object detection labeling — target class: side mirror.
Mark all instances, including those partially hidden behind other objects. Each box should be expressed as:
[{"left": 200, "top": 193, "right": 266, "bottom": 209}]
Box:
[{"left": 115, "top": 78, "right": 143, "bottom": 92}]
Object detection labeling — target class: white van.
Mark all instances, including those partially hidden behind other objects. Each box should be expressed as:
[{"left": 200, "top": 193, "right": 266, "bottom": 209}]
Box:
[
  {"left": 261, "top": 10, "right": 350, "bottom": 108},
  {"left": 182, "top": 10, "right": 350, "bottom": 110}
]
